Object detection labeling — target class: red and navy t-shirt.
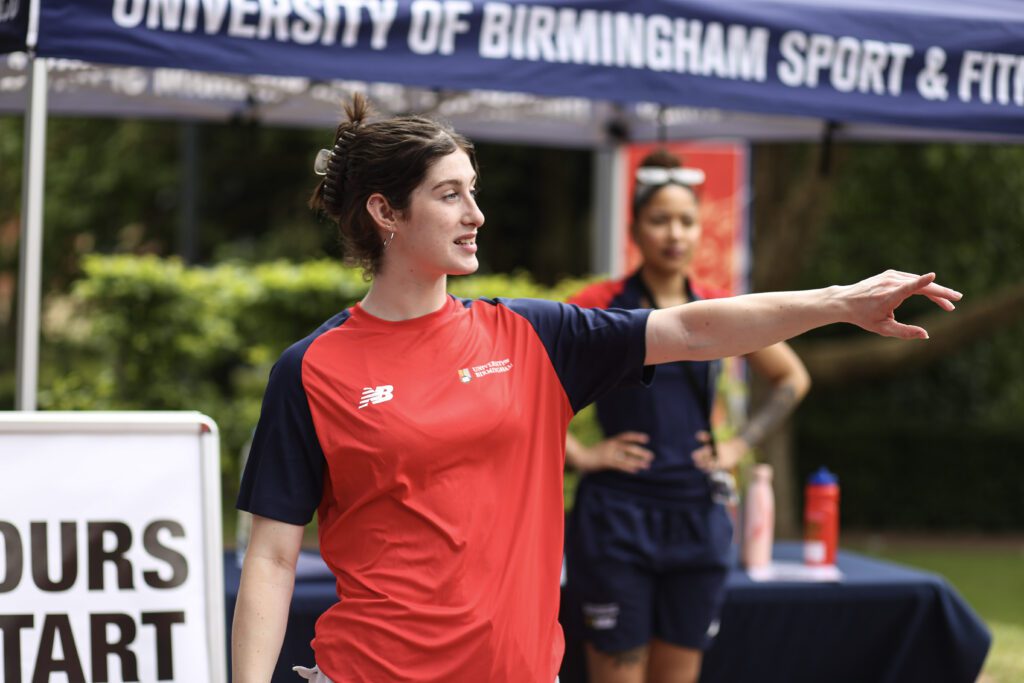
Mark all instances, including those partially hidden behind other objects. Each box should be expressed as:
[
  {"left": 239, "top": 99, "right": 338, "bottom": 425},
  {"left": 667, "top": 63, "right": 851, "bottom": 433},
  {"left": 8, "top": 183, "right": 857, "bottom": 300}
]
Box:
[
  {"left": 569, "top": 272, "right": 724, "bottom": 502},
  {"left": 237, "top": 295, "right": 652, "bottom": 682}
]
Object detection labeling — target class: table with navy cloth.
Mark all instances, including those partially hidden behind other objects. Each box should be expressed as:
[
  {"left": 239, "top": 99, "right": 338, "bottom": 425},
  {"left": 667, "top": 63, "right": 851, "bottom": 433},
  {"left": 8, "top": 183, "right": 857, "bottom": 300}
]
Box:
[{"left": 223, "top": 542, "right": 990, "bottom": 683}]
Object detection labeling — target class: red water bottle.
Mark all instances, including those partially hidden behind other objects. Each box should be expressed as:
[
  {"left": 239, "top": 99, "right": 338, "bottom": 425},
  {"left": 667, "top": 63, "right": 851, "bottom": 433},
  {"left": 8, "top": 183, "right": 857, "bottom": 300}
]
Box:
[{"left": 803, "top": 467, "right": 840, "bottom": 566}]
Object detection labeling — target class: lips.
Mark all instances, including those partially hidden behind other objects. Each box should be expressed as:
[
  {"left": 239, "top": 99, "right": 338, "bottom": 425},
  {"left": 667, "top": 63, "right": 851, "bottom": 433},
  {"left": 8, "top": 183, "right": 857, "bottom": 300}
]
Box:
[{"left": 454, "top": 232, "right": 477, "bottom": 246}]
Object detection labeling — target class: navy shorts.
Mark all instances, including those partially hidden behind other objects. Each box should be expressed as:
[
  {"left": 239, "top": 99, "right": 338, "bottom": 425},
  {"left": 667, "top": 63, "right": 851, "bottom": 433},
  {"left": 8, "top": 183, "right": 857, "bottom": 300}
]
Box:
[{"left": 565, "top": 483, "right": 733, "bottom": 653}]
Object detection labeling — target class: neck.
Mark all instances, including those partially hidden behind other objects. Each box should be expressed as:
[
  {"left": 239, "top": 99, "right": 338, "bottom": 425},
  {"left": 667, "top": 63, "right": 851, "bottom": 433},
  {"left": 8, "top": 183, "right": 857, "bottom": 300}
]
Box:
[
  {"left": 639, "top": 266, "right": 689, "bottom": 307},
  {"left": 360, "top": 267, "right": 449, "bottom": 321}
]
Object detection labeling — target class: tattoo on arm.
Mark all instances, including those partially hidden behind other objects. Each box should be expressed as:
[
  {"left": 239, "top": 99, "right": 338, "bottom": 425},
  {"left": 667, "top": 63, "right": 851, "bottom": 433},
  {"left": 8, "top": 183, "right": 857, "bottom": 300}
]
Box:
[{"left": 740, "top": 384, "right": 799, "bottom": 447}]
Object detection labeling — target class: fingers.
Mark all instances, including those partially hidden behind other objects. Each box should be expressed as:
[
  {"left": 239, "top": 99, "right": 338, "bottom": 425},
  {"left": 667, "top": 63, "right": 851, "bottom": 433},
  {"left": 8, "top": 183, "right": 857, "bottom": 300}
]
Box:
[
  {"left": 892, "top": 271, "right": 962, "bottom": 309},
  {"left": 911, "top": 271, "right": 936, "bottom": 288},
  {"left": 873, "top": 318, "right": 929, "bottom": 340},
  {"left": 691, "top": 445, "right": 714, "bottom": 472},
  {"left": 893, "top": 272, "right": 936, "bottom": 300},
  {"left": 607, "top": 455, "right": 649, "bottom": 474},
  {"left": 921, "top": 283, "right": 962, "bottom": 310},
  {"left": 613, "top": 459, "right": 649, "bottom": 474},
  {"left": 866, "top": 271, "right": 961, "bottom": 338},
  {"left": 925, "top": 294, "right": 956, "bottom": 311},
  {"left": 604, "top": 435, "right": 653, "bottom": 473},
  {"left": 616, "top": 443, "right": 654, "bottom": 468},
  {"left": 614, "top": 431, "right": 650, "bottom": 445}
]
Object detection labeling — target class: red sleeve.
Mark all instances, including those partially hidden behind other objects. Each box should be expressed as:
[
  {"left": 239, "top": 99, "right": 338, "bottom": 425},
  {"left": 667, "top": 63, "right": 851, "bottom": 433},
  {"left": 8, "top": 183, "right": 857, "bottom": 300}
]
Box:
[{"left": 567, "top": 279, "right": 626, "bottom": 309}]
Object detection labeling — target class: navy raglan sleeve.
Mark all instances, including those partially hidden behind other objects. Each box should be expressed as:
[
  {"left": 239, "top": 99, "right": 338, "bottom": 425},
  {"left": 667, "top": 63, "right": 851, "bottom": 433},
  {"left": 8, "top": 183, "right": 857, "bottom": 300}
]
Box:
[
  {"left": 501, "top": 297, "right": 655, "bottom": 414},
  {"left": 236, "top": 338, "right": 326, "bottom": 526}
]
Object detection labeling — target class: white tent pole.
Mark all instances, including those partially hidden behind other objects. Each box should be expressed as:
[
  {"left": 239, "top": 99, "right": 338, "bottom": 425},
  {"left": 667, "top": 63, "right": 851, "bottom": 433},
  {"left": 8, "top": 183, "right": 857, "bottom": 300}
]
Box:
[
  {"left": 590, "top": 145, "right": 626, "bottom": 277},
  {"left": 15, "top": 0, "right": 47, "bottom": 411}
]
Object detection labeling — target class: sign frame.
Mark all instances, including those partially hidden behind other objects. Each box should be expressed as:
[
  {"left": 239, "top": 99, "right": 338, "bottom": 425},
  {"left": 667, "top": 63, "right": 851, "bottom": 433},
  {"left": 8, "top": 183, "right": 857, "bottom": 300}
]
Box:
[{"left": 0, "top": 410, "right": 226, "bottom": 683}]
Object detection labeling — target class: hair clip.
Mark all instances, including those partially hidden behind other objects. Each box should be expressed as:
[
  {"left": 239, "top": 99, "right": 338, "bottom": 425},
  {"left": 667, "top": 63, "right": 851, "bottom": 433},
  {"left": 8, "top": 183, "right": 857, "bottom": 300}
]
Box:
[
  {"left": 314, "top": 148, "right": 333, "bottom": 176},
  {"left": 635, "top": 166, "right": 706, "bottom": 187}
]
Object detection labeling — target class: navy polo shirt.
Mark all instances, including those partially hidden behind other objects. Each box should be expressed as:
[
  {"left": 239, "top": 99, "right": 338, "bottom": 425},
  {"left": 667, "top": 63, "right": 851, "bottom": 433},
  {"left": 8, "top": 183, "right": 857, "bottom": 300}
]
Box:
[{"left": 569, "top": 273, "right": 722, "bottom": 502}]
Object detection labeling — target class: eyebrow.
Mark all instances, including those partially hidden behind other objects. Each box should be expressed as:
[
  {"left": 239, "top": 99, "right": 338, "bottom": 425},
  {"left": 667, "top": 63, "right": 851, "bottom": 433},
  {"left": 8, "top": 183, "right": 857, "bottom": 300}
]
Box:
[{"left": 431, "top": 177, "right": 477, "bottom": 191}]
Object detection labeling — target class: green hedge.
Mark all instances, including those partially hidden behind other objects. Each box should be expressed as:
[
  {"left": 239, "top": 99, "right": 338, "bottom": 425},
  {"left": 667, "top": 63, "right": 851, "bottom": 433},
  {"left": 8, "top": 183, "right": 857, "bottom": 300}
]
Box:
[
  {"left": 40, "top": 255, "right": 599, "bottom": 505},
  {"left": 40, "top": 255, "right": 1022, "bottom": 530},
  {"left": 797, "top": 424, "right": 1024, "bottom": 530}
]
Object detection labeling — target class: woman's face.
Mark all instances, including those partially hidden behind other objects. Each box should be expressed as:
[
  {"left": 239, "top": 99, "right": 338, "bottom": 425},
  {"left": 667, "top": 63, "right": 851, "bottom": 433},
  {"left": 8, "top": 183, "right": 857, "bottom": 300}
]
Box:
[
  {"left": 391, "top": 149, "right": 485, "bottom": 278},
  {"left": 632, "top": 183, "right": 701, "bottom": 276}
]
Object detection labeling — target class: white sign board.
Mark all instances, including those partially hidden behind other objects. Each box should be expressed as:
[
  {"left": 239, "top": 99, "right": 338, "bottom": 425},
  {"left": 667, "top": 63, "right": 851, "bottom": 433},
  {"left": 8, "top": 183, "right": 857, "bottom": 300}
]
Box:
[{"left": 0, "top": 412, "right": 225, "bottom": 683}]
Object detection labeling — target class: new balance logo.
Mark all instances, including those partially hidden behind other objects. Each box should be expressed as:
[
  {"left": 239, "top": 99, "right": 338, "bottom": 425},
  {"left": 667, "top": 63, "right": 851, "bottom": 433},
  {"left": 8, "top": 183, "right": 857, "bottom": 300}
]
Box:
[{"left": 359, "top": 385, "right": 394, "bottom": 409}]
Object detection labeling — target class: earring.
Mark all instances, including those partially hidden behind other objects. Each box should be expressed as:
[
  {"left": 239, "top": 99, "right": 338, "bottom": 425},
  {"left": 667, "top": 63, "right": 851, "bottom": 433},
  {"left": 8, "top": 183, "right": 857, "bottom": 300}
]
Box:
[{"left": 382, "top": 231, "right": 395, "bottom": 249}]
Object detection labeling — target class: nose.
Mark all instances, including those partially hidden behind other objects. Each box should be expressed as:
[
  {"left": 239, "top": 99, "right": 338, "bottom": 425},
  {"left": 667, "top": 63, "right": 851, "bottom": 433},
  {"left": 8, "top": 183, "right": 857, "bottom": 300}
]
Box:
[{"left": 465, "top": 194, "right": 485, "bottom": 229}]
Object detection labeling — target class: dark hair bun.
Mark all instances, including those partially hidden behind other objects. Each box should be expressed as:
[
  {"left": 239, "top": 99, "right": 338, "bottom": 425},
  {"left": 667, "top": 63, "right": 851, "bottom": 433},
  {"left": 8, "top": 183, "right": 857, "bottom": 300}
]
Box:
[
  {"left": 312, "top": 93, "right": 374, "bottom": 218},
  {"left": 639, "top": 148, "right": 682, "bottom": 169}
]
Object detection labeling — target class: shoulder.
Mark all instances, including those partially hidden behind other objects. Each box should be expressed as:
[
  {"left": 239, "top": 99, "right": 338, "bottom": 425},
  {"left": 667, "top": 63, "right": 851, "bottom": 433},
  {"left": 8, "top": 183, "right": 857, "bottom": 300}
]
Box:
[
  {"left": 468, "top": 296, "right": 567, "bottom": 320},
  {"left": 467, "top": 296, "right": 605, "bottom": 335},
  {"left": 274, "top": 309, "right": 353, "bottom": 375},
  {"left": 567, "top": 278, "right": 628, "bottom": 309}
]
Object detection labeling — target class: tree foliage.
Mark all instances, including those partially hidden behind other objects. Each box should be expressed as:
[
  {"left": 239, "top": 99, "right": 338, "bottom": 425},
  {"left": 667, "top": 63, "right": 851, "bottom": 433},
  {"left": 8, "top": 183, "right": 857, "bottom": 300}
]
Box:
[
  {"left": 38, "top": 256, "right": 598, "bottom": 503},
  {"left": 0, "top": 114, "right": 592, "bottom": 405},
  {"left": 741, "top": 143, "right": 1024, "bottom": 531},
  {"left": 795, "top": 144, "right": 1024, "bottom": 431}
]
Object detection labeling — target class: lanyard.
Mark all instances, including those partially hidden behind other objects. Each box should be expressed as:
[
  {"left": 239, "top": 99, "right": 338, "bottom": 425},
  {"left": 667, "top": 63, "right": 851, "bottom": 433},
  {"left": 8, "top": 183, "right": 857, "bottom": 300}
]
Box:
[{"left": 634, "top": 274, "right": 719, "bottom": 462}]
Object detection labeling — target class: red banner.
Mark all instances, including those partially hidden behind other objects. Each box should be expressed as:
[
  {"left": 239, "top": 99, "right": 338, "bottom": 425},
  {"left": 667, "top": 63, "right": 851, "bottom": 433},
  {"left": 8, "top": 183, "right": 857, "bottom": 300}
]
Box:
[{"left": 622, "top": 142, "right": 749, "bottom": 296}]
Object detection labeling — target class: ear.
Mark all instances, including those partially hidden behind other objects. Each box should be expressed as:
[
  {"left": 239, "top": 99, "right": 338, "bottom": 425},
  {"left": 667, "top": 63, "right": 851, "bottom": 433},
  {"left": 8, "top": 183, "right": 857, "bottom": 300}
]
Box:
[{"left": 366, "top": 193, "right": 400, "bottom": 236}]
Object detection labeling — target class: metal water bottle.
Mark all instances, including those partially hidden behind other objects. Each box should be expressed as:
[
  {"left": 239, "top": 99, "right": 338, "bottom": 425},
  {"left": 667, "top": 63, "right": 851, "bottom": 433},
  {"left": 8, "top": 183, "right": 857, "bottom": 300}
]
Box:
[{"left": 803, "top": 467, "right": 840, "bottom": 566}]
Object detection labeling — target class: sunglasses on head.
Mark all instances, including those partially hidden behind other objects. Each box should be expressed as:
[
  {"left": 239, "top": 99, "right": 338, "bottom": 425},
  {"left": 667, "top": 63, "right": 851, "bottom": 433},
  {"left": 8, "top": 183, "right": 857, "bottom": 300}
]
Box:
[{"left": 635, "top": 166, "right": 706, "bottom": 187}]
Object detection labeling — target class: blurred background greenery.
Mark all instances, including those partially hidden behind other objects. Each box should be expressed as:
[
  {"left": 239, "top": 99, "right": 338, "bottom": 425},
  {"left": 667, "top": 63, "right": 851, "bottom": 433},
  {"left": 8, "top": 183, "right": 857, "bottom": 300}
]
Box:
[
  {"left": 2, "top": 116, "right": 1020, "bottom": 527},
  {"left": 1, "top": 116, "right": 1022, "bottom": 679}
]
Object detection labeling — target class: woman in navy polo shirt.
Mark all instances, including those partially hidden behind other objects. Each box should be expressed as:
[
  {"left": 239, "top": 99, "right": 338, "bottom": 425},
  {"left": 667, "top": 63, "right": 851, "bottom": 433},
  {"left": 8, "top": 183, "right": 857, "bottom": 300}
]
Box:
[{"left": 565, "top": 149, "right": 811, "bottom": 683}]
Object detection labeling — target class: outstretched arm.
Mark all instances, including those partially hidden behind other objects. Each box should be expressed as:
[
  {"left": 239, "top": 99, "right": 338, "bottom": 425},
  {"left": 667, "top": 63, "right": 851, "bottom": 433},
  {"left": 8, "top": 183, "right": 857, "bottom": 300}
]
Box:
[{"left": 646, "top": 271, "right": 961, "bottom": 365}]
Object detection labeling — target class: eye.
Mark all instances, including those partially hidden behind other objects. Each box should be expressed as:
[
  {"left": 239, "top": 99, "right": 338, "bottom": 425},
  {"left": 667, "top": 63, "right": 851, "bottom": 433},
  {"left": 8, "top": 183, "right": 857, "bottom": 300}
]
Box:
[
  {"left": 443, "top": 191, "right": 459, "bottom": 201},
  {"left": 470, "top": 187, "right": 480, "bottom": 198}
]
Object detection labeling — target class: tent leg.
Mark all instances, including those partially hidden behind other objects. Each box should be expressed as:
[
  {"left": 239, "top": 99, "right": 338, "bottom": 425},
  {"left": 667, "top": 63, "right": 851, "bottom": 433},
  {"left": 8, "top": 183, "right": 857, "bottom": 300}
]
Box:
[
  {"left": 179, "top": 122, "right": 200, "bottom": 264},
  {"left": 590, "top": 146, "right": 626, "bottom": 277},
  {"left": 15, "top": 56, "right": 48, "bottom": 411}
]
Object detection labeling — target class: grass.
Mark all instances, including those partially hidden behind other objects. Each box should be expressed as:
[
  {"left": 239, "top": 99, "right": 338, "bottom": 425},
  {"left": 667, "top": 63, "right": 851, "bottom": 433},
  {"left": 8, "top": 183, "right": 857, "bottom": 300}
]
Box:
[{"left": 844, "top": 533, "right": 1024, "bottom": 683}]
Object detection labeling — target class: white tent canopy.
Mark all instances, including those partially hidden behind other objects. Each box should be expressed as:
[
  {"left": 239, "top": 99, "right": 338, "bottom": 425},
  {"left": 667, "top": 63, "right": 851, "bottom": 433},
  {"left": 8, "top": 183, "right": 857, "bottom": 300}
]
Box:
[{"left": 1, "top": 52, "right": 1018, "bottom": 146}]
